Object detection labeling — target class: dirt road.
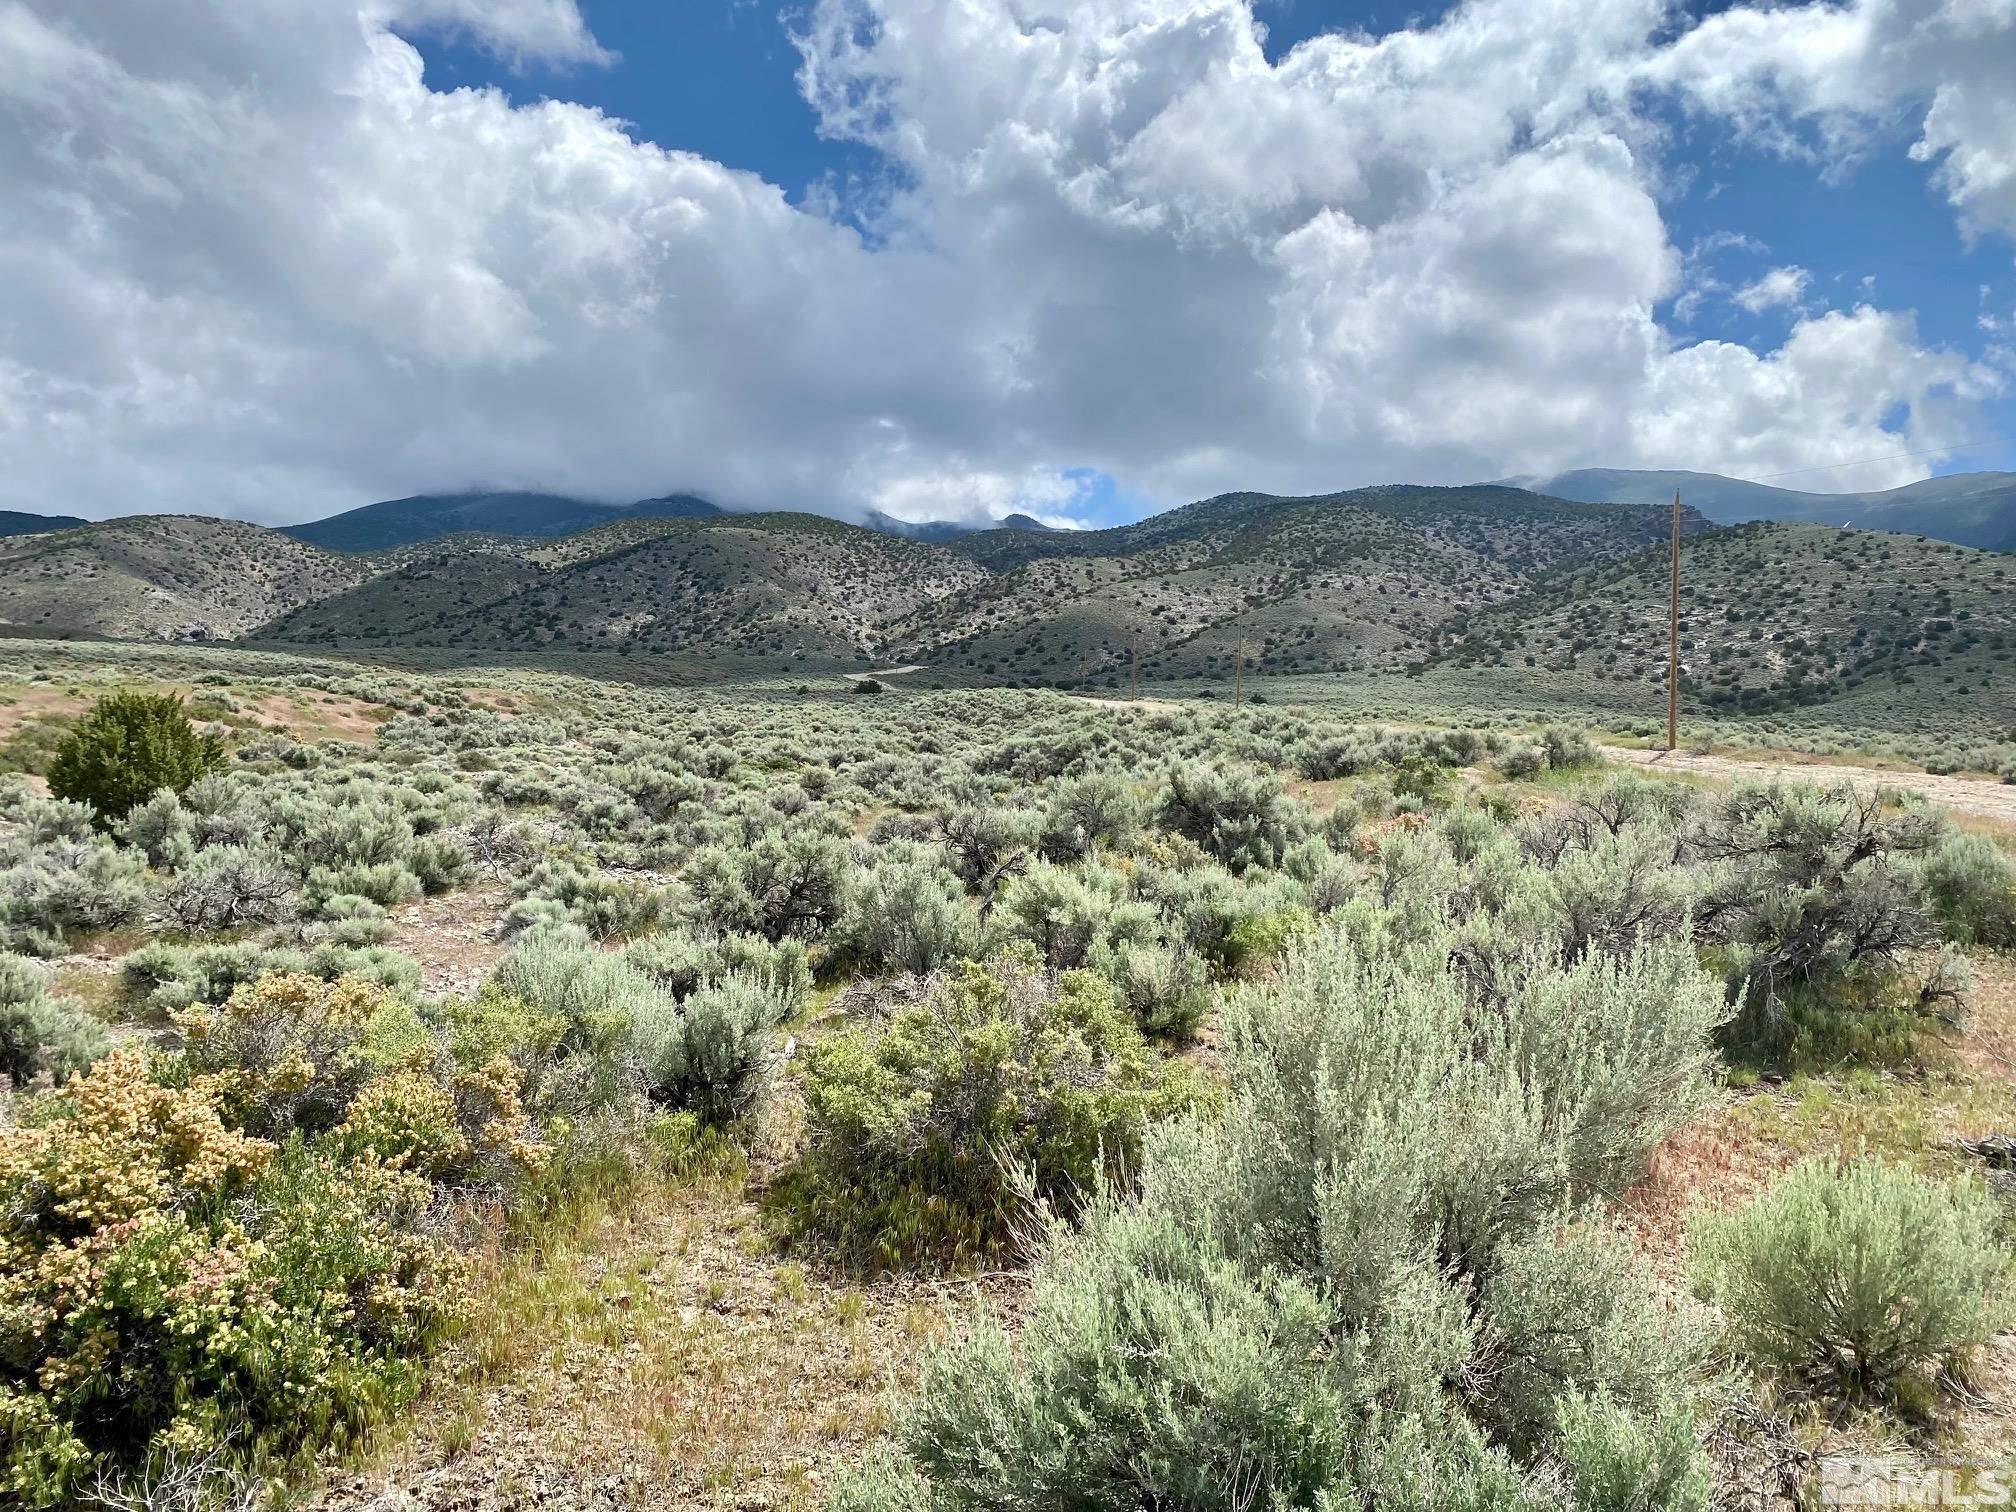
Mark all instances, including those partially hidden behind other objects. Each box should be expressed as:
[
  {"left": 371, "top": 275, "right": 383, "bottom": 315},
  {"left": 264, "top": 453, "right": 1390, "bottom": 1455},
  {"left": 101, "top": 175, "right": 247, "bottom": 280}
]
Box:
[{"left": 1610, "top": 747, "right": 2016, "bottom": 827}]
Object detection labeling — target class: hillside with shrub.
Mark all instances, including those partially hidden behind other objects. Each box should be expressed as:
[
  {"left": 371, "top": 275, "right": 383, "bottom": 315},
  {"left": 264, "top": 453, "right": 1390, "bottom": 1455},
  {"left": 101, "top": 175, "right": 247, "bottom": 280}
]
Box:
[
  {"left": 1439, "top": 522, "right": 2016, "bottom": 721},
  {"left": 889, "top": 484, "right": 1708, "bottom": 682},
  {"left": 269, "top": 514, "right": 991, "bottom": 661},
  {"left": 0, "top": 517, "right": 387, "bottom": 642},
  {"left": 8, "top": 490, "right": 2015, "bottom": 740}
]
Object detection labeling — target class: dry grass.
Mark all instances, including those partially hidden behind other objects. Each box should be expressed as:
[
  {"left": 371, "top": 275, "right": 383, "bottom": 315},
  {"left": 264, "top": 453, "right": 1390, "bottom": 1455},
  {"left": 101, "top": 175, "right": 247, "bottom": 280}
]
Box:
[
  {"left": 310, "top": 1167, "right": 1001, "bottom": 1511},
  {"left": 0, "top": 680, "right": 389, "bottom": 749}
]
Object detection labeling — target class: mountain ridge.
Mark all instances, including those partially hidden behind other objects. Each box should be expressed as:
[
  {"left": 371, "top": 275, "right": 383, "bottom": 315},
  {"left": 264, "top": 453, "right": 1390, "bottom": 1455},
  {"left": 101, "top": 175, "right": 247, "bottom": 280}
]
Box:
[
  {"left": 3, "top": 482, "right": 2009, "bottom": 729},
  {"left": 1516, "top": 467, "right": 2016, "bottom": 552},
  {"left": 0, "top": 509, "right": 87, "bottom": 539}
]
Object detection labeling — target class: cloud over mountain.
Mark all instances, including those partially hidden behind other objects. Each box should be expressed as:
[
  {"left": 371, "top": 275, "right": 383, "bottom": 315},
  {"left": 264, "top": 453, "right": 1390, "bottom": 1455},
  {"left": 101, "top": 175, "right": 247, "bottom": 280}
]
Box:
[{"left": 0, "top": 0, "right": 2007, "bottom": 526}]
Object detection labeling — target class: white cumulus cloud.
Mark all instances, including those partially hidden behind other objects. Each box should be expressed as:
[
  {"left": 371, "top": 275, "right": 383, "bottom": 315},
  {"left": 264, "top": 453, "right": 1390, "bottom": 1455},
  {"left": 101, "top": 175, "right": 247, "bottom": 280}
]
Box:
[{"left": 0, "top": 0, "right": 2006, "bottom": 526}]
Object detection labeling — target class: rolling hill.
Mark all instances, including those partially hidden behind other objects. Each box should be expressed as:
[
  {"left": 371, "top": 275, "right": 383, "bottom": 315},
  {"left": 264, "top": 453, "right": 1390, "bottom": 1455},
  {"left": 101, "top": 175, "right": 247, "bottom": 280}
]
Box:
[
  {"left": 257, "top": 514, "right": 990, "bottom": 662},
  {"left": 1522, "top": 468, "right": 2016, "bottom": 552},
  {"left": 0, "top": 510, "right": 86, "bottom": 539},
  {"left": 1437, "top": 521, "right": 2016, "bottom": 718},
  {"left": 248, "top": 484, "right": 1702, "bottom": 675},
  {"left": 7, "top": 483, "right": 2012, "bottom": 730},
  {"left": 279, "top": 491, "right": 723, "bottom": 552},
  {"left": 281, "top": 490, "right": 1026, "bottom": 553},
  {"left": 0, "top": 516, "right": 383, "bottom": 641},
  {"left": 890, "top": 485, "right": 1708, "bottom": 683}
]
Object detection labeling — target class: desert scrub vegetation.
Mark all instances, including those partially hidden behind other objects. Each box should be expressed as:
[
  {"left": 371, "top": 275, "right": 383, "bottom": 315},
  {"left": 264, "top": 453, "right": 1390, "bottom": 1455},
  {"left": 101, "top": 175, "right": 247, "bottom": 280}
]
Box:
[
  {"left": 0, "top": 642, "right": 2008, "bottom": 1504},
  {"left": 0, "top": 953, "right": 107, "bottom": 1088},
  {"left": 780, "top": 950, "right": 1206, "bottom": 1268},
  {"left": 0, "top": 944, "right": 783, "bottom": 1505},
  {"left": 1692, "top": 1159, "right": 2014, "bottom": 1414},
  {"left": 836, "top": 928, "right": 1724, "bottom": 1508}
]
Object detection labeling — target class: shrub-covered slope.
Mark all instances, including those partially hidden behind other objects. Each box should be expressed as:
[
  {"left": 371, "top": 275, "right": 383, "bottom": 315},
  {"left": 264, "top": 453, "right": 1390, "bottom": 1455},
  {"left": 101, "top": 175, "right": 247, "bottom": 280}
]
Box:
[
  {"left": 1439, "top": 522, "right": 2016, "bottom": 719},
  {"left": 263, "top": 514, "right": 990, "bottom": 661},
  {"left": 892, "top": 485, "right": 1708, "bottom": 682},
  {"left": 0, "top": 517, "right": 381, "bottom": 641}
]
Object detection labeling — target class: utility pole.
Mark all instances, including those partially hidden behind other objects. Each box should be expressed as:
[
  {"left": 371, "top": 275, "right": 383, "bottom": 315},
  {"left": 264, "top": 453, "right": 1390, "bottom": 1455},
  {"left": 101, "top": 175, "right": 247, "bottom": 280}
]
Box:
[
  {"left": 1130, "top": 627, "right": 1139, "bottom": 698},
  {"left": 1667, "top": 492, "right": 1681, "bottom": 752},
  {"left": 1233, "top": 605, "right": 1247, "bottom": 708}
]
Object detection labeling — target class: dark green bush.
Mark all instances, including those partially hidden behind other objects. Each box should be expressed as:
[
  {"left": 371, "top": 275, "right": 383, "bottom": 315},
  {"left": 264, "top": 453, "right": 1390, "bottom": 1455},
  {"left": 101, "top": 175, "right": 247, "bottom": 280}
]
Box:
[{"left": 46, "top": 692, "right": 223, "bottom": 824}]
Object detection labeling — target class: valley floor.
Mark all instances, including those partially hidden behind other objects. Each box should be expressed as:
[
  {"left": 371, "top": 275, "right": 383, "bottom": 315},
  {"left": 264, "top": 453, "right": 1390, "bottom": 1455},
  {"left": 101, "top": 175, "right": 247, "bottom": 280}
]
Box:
[{"left": 4, "top": 639, "right": 2012, "bottom": 1510}]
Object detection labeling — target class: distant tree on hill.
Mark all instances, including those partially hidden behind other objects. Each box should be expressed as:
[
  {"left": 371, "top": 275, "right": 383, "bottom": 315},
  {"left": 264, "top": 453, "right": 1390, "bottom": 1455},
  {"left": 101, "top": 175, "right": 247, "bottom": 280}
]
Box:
[{"left": 47, "top": 692, "right": 223, "bottom": 823}]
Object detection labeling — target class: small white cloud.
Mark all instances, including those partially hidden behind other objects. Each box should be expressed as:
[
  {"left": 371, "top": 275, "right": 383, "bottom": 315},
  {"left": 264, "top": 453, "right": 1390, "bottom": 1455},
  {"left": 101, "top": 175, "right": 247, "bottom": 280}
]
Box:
[{"left": 1733, "top": 264, "right": 1812, "bottom": 314}]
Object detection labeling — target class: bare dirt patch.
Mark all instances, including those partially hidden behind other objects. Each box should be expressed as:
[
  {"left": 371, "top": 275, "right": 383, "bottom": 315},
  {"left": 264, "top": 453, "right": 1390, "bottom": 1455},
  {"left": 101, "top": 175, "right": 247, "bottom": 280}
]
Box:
[
  {"left": 0, "top": 682, "right": 391, "bottom": 748},
  {"left": 245, "top": 690, "right": 388, "bottom": 742},
  {"left": 0, "top": 686, "right": 85, "bottom": 741},
  {"left": 1611, "top": 747, "right": 2016, "bottom": 829},
  {"left": 844, "top": 665, "right": 924, "bottom": 681},
  {"left": 385, "top": 884, "right": 515, "bottom": 997},
  {"left": 1953, "top": 951, "right": 2016, "bottom": 1086}
]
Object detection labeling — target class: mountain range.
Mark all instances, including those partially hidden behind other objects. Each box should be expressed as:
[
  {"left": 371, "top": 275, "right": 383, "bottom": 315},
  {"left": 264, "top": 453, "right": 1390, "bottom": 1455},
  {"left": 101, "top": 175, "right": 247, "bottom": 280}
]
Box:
[
  {"left": 0, "top": 471, "right": 2008, "bottom": 721},
  {"left": 1514, "top": 468, "right": 2016, "bottom": 552},
  {"left": 4, "top": 466, "right": 2007, "bottom": 554},
  {"left": 278, "top": 491, "right": 722, "bottom": 552},
  {"left": 0, "top": 483, "right": 1708, "bottom": 673},
  {"left": 0, "top": 509, "right": 85, "bottom": 539},
  {"left": 276, "top": 491, "right": 1055, "bottom": 553}
]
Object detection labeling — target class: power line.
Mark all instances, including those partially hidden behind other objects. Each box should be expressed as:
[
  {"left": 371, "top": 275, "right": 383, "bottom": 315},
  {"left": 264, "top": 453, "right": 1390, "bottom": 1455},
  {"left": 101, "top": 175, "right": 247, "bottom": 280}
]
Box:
[{"left": 1744, "top": 438, "right": 2000, "bottom": 483}]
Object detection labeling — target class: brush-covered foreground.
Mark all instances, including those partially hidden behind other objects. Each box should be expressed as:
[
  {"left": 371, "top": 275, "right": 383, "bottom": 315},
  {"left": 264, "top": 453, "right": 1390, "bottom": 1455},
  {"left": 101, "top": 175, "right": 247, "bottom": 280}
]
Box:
[{"left": 0, "top": 639, "right": 2011, "bottom": 1509}]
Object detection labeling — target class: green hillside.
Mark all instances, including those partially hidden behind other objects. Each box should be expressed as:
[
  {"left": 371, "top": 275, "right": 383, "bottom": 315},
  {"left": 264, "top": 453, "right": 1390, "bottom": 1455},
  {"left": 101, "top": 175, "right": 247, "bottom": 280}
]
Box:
[
  {"left": 258, "top": 513, "right": 987, "bottom": 663},
  {"left": 1439, "top": 521, "right": 2016, "bottom": 719},
  {"left": 895, "top": 485, "right": 1705, "bottom": 682}
]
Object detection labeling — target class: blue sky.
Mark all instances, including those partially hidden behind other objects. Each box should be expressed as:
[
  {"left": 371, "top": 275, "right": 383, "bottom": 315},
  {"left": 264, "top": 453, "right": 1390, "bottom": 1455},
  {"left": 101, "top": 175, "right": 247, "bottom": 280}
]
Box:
[
  {"left": 399, "top": 0, "right": 2016, "bottom": 520},
  {"left": 8, "top": 0, "right": 2015, "bottom": 526}
]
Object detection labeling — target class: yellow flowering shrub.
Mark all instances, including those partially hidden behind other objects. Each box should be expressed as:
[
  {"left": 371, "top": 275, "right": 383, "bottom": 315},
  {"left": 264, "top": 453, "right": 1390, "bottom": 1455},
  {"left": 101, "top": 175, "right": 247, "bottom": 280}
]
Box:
[
  {"left": 173, "top": 972, "right": 421, "bottom": 1138},
  {"left": 0, "top": 1049, "right": 268, "bottom": 1236},
  {"left": 0, "top": 988, "right": 501, "bottom": 1506}
]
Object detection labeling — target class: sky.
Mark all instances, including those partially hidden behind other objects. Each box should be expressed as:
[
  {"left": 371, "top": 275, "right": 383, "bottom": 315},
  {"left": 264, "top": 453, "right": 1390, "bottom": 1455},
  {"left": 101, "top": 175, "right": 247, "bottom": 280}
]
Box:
[{"left": 3, "top": 0, "right": 2014, "bottom": 530}]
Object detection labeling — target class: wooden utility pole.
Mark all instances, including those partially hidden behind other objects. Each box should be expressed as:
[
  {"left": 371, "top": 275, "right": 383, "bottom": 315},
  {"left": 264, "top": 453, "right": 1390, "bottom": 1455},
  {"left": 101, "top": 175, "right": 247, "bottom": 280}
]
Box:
[
  {"left": 1130, "top": 627, "right": 1139, "bottom": 698},
  {"left": 1667, "top": 492, "right": 1681, "bottom": 751},
  {"left": 1233, "top": 606, "right": 1247, "bottom": 707}
]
